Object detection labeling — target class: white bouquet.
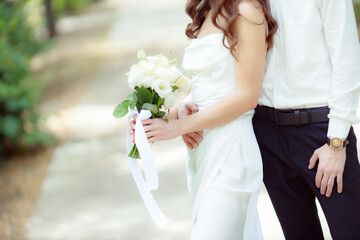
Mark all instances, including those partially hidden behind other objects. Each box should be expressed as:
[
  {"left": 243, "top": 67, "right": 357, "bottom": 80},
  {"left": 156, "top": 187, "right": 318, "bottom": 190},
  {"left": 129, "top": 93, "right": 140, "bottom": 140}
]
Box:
[{"left": 113, "top": 50, "right": 190, "bottom": 158}]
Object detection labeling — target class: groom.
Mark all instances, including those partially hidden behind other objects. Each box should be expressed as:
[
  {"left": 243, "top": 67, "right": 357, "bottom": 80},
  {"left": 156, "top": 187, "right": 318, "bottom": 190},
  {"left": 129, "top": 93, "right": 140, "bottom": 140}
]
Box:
[{"left": 181, "top": 0, "right": 360, "bottom": 239}]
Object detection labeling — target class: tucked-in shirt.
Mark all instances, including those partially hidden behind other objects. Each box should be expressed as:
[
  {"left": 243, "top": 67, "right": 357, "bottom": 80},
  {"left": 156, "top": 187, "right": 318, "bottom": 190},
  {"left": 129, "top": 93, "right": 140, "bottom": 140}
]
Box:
[{"left": 260, "top": 0, "right": 360, "bottom": 138}]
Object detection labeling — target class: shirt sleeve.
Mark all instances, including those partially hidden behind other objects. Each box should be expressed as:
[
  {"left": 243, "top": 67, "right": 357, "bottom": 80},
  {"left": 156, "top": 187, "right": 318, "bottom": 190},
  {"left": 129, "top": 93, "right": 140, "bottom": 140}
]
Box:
[{"left": 320, "top": 0, "right": 360, "bottom": 139}]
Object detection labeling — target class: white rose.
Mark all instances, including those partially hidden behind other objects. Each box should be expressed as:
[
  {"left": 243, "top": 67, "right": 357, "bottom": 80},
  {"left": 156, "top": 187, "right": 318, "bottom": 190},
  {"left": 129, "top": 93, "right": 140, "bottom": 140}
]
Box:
[
  {"left": 141, "top": 75, "right": 156, "bottom": 88},
  {"left": 137, "top": 60, "right": 156, "bottom": 75},
  {"left": 147, "top": 54, "right": 170, "bottom": 67},
  {"left": 163, "top": 93, "right": 177, "bottom": 109},
  {"left": 154, "top": 66, "right": 181, "bottom": 82},
  {"left": 151, "top": 79, "right": 172, "bottom": 98},
  {"left": 174, "top": 75, "right": 191, "bottom": 93},
  {"left": 137, "top": 50, "right": 147, "bottom": 60},
  {"left": 127, "top": 65, "right": 144, "bottom": 89},
  {"left": 169, "top": 66, "right": 183, "bottom": 83}
]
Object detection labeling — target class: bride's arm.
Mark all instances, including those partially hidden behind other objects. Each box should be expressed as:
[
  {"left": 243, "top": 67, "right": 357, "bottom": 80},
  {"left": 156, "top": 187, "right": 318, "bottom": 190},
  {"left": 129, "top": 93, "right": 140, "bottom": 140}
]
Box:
[{"left": 143, "top": 4, "right": 267, "bottom": 142}]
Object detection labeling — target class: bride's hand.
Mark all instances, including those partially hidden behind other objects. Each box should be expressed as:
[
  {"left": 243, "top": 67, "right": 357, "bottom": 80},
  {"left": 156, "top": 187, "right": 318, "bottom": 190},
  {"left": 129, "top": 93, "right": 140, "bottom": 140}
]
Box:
[
  {"left": 142, "top": 118, "right": 181, "bottom": 143},
  {"left": 178, "top": 102, "right": 203, "bottom": 149}
]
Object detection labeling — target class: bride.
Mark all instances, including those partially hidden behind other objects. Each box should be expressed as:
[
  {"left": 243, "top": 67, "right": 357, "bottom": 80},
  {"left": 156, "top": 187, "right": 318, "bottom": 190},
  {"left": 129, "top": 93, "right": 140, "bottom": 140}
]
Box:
[{"left": 134, "top": 0, "right": 277, "bottom": 239}]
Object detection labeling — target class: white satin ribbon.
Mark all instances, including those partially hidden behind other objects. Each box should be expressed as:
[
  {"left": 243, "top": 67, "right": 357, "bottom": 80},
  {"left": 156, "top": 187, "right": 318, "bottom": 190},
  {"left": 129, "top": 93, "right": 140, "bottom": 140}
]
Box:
[{"left": 127, "top": 110, "right": 170, "bottom": 228}]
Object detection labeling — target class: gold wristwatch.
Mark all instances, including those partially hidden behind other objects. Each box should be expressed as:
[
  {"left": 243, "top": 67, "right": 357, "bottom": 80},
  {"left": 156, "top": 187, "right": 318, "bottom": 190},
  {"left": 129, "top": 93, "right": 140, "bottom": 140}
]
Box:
[{"left": 327, "top": 137, "right": 349, "bottom": 151}]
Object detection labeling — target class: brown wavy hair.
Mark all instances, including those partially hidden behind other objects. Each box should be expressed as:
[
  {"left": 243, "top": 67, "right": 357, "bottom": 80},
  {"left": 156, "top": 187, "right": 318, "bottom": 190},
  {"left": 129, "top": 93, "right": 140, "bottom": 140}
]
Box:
[{"left": 185, "top": 0, "right": 277, "bottom": 57}]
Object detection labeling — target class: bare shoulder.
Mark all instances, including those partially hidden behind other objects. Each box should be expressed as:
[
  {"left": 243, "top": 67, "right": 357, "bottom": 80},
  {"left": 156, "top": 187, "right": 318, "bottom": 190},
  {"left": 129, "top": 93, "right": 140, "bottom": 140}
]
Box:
[{"left": 238, "top": 0, "right": 265, "bottom": 25}]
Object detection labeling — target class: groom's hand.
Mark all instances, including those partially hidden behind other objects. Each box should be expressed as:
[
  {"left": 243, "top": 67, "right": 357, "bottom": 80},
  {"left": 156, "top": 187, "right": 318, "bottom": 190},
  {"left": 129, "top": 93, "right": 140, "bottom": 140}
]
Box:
[
  {"left": 178, "top": 102, "right": 203, "bottom": 149},
  {"left": 308, "top": 144, "right": 346, "bottom": 197}
]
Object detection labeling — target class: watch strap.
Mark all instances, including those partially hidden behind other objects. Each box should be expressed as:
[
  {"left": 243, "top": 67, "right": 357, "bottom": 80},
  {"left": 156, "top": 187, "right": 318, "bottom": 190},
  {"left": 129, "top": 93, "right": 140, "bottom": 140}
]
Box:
[{"left": 326, "top": 137, "right": 349, "bottom": 148}]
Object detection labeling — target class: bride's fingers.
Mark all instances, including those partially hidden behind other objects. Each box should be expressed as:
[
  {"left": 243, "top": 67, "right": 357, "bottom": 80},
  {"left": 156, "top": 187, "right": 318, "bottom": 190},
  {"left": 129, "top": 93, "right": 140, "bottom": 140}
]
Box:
[
  {"left": 186, "top": 132, "right": 203, "bottom": 143},
  {"left": 183, "top": 135, "right": 198, "bottom": 148},
  {"left": 182, "top": 135, "right": 194, "bottom": 149},
  {"left": 148, "top": 136, "right": 158, "bottom": 143},
  {"left": 143, "top": 125, "right": 154, "bottom": 132},
  {"left": 142, "top": 119, "right": 152, "bottom": 125},
  {"left": 146, "top": 131, "right": 156, "bottom": 139},
  {"left": 130, "top": 120, "right": 135, "bottom": 130}
]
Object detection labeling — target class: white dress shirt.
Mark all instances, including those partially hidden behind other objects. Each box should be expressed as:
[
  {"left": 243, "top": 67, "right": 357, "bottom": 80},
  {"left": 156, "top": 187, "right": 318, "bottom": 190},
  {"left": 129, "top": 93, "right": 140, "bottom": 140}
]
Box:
[{"left": 260, "top": 0, "right": 360, "bottom": 139}]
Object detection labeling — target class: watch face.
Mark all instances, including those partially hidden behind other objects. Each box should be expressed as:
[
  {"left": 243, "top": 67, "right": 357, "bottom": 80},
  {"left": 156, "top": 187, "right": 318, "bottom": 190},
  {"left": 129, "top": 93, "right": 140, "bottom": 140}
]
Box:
[{"left": 331, "top": 138, "right": 342, "bottom": 149}]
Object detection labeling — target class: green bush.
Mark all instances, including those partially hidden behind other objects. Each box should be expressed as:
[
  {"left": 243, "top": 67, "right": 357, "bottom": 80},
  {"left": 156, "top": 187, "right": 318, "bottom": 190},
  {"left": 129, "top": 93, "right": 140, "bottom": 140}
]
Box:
[
  {"left": 0, "top": 2, "right": 52, "bottom": 158},
  {"left": 53, "top": 0, "right": 100, "bottom": 17},
  {"left": 354, "top": 0, "right": 360, "bottom": 24}
]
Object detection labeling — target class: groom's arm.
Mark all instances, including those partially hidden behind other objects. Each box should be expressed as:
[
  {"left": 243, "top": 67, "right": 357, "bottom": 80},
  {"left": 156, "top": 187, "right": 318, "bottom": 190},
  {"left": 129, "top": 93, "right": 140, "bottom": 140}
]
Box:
[
  {"left": 321, "top": 0, "right": 360, "bottom": 139},
  {"left": 309, "top": 0, "right": 360, "bottom": 197}
]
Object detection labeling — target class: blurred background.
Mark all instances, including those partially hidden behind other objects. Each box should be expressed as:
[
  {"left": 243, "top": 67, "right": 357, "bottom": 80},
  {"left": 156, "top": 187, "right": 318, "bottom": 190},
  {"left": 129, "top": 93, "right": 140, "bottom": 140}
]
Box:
[{"left": 0, "top": 0, "right": 359, "bottom": 239}]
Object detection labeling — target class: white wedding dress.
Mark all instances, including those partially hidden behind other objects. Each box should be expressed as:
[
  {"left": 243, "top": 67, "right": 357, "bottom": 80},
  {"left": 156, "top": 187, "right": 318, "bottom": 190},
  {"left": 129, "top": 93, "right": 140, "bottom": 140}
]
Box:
[{"left": 182, "top": 33, "right": 264, "bottom": 240}]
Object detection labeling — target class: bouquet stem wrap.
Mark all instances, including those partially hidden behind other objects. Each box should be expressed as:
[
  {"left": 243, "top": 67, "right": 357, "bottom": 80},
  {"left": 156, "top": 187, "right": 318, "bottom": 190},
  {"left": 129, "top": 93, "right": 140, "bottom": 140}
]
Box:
[{"left": 127, "top": 110, "right": 170, "bottom": 228}]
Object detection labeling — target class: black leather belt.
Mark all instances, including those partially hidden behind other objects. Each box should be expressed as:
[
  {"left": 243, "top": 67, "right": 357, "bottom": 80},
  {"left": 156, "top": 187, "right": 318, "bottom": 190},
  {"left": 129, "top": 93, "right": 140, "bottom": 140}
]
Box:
[{"left": 254, "top": 105, "right": 329, "bottom": 125}]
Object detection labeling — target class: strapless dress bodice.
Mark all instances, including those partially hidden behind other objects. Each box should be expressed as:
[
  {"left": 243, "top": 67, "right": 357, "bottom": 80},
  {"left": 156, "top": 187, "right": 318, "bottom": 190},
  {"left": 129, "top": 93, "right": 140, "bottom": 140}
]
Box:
[{"left": 182, "top": 33, "right": 237, "bottom": 110}]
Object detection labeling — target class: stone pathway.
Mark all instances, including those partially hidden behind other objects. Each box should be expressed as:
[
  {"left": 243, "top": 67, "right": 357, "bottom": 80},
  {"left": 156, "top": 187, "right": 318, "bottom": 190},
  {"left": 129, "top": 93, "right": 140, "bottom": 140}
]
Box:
[{"left": 26, "top": 0, "right": 350, "bottom": 239}]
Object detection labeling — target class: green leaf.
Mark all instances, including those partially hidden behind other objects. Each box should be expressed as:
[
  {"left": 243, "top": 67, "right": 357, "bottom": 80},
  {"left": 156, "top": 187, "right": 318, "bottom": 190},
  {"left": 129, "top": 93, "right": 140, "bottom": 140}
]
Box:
[
  {"left": 142, "top": 103, "right": 158, "bottom": 114},
  {"left": 126, "top": 92, "right": 137, "bottom": 100},
  {"left": 2, "top": 116, "right": 21, "bottom": 139},
  {"left": 137, "top": 86, "right": 153, "bottom": 104},
  {"left": 155, "top": 111, "right": 166, "bottom": 118},
  {"left": 23, "top": 130, "right": 53, "bottom": 146},
  {"left": 157, "top": 97, "right": 164, "bottom": 108},
  {"left": 113, "top": 100, "right": 130, "bottom": 118},
  {"left": 152, "top": 93, "right": 159, "bottom": 105},
  {"left": 172, "top": 85, "right": 179, "bottom": 92},
  {"left": 130, "top": 97, "right": 137, "bottom": 110},
  {"left": 136, "top": 102, "right": 142, "bottom": 112}
]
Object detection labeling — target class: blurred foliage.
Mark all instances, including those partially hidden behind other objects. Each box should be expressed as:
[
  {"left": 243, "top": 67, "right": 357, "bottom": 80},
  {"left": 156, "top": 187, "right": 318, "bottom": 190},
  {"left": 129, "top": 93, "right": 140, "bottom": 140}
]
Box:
[
  {"left": 0, "top": 1, "right": 52, "bottom": 159},
  {"left": 354, "top": 0, "right": 360, "bottom": 24},
  {"left": 53, "top": 0, "right": 101, "bottom": 17}
]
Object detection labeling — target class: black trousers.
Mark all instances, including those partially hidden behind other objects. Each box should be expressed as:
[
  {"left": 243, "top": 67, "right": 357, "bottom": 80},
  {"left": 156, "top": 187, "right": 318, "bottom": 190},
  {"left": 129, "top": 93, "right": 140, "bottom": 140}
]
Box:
[{"left": 253, "top": 115, "right": 360, "bottom": 240}]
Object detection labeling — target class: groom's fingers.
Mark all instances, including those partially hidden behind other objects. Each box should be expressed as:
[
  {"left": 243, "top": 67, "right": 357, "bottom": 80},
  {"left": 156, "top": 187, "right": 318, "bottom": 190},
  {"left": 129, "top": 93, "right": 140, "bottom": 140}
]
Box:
[
  {"left": 337, "top": 173, "right": 343, "bottom": 194},
  {"left": 315, "top": 168, "right": 323, "bottom": 188},
  {"left": 326, "top": 176, "right": 335, "bottom": 197},
  {"left": 320, "top": 173, "right": 330, "bottom": 195},
  {"left": 308, "top": 150, "right": 319, "bottom": 169}
]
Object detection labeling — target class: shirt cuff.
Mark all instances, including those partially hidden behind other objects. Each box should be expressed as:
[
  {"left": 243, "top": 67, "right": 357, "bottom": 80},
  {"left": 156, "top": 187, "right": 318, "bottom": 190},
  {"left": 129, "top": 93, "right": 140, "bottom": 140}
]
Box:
[{"left": 327, "top": 118, "right": 352, "bottom": 139}]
